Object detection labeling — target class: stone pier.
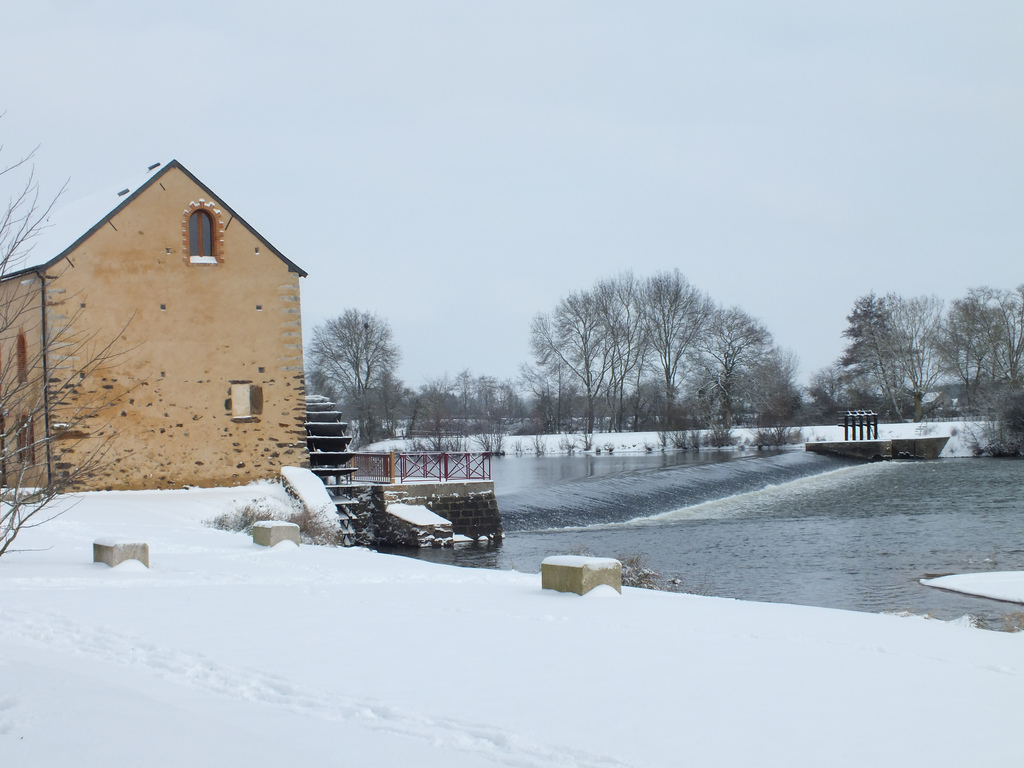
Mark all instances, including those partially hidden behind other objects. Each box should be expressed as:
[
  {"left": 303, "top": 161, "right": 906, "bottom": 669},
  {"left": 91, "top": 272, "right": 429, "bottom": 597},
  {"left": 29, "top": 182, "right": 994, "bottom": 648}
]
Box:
[
  {"left": 805, "top": 436, "right": 949, "bottom": 461},
  {"left": 379, "top": 481, "right": 502, "bottom": 542}
]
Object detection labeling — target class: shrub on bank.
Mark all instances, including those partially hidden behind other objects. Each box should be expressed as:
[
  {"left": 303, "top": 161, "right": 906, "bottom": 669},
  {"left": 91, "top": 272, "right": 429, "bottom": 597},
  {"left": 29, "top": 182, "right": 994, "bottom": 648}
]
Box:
[{"left": 206, "top": 482, "right": 341, "bottom": 546}]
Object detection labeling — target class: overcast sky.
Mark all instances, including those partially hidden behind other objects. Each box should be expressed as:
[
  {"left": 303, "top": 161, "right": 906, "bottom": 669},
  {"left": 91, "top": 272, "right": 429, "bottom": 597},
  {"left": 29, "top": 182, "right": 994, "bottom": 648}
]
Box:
[{"left": 3, "top": 1, "right": 1021, "bottom": 386}]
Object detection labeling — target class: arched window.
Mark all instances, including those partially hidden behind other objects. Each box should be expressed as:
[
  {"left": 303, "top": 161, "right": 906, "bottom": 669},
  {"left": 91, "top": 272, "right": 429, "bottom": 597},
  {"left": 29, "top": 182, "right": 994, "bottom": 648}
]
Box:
[
  {"left": 189, "top": 210, "right": 215, "bottom": 258},
  {"left": 16, "top": 332, "right": 27, "bottom": 383}
]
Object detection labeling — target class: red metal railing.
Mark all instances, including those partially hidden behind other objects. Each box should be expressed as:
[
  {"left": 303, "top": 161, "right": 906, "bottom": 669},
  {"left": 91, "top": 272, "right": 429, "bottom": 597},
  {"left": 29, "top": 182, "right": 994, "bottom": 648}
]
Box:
[
  {"left": 349, "top": 453, "right": 394, "bottom": 483},
  {"left": 398, "top": 452, "right": 491, "bottom": 482},
  {"left": 348, "top": 452, "right": 492, "bottom": 483}
]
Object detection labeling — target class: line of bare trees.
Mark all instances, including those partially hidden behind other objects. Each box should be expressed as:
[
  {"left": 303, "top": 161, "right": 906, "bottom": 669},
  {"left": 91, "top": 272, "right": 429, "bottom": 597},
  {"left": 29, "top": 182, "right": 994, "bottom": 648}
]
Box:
[
  {"left": 807, "top": 288, "right": 1024, "bottom": 444},
  {"left": 525, "top": 270, "right": 800, "bottom": 441},
  {"left": 306, "top": 282, "right": 1024, "bottom": 454},
  {"left": 306, "top": 309, "right": 406, "bottom": 443},
  {"left": 307, "top": 311, "right": 525, "bottom": 449},
  {"left": 306, "top": 270, "right": 803, "bottom": 449},
  {"left": 405, "top": 370, "right": 524, "bottom": 453}
]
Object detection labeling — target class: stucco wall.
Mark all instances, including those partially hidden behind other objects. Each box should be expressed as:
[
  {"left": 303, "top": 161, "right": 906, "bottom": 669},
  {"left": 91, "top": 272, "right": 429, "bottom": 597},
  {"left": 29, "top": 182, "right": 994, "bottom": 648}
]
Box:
[{"left": 42, "top": 166, "right": 308, "bottom": 490}]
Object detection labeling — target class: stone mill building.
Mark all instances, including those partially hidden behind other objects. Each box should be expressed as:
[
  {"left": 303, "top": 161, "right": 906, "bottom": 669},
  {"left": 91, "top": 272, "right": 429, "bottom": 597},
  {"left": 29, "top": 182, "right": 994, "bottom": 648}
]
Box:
[{"left": 0, "top": 160, "right": 309, "bottom": 490}]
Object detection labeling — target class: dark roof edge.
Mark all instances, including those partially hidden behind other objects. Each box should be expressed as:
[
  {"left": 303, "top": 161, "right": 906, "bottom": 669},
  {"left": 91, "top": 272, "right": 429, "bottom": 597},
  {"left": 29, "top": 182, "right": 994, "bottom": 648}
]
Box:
[
  {"left": 169, "top": 161, "right": 308, "bottom": 278},
  {"left": 2, "top": 159, "right": 307, "bottom": 281},
  {"left": 1, "top": 263, "right": 49, "bottom": 282}
]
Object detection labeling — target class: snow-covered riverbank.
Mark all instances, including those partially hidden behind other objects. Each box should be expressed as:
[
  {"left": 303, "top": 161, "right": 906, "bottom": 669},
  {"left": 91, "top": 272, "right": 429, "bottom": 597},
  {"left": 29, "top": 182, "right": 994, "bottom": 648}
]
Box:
[
  {"left": 1, "top": 486, "right": 1021, "bottom": 767},
  {"left": 923, "top": 572, "right": 1024, "bottom": 605},
  {"left": 369, "top": 420, "right": 981, "bottom": 458}
]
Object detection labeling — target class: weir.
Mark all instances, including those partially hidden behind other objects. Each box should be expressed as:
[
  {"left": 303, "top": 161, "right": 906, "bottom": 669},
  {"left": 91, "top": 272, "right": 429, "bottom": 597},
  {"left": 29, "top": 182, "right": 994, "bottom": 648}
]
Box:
[
  {"left": 804, "top": 437, "right": 949, "bottom": 462},
  {"left": 497, "top": 450, "right": 850, "bottom": 531}
]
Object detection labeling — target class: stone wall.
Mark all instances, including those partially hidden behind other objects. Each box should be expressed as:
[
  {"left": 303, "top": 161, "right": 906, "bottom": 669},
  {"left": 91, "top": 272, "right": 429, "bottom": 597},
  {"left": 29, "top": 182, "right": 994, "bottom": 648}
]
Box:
[
  {"left": 349, "top": 486, "right": 382, "bottom": 546},
  {"left": 380, "top": 481, "right": 503, "bottom": 542},
  {"left": 336, "top": 481, "right": 503, "bottom": 547},
  {"left": 373, "top": 502, "right": 454, "bottom": 548}
]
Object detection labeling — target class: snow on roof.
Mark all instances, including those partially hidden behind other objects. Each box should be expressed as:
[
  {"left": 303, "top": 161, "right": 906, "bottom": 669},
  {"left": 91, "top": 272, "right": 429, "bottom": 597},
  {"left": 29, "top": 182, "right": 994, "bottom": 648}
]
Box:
[{"left": 11, "top": 162, "right": 168, "bottom": 273}]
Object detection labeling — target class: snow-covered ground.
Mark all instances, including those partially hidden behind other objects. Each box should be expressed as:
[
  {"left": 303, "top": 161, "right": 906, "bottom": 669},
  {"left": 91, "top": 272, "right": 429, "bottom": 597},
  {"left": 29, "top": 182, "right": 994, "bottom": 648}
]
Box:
[
  {"left": 369, "top": 420, "right": 980, "bottom": 458},
  {"left": 1, "top": 485, "right": 1021, "bottom": 767}
]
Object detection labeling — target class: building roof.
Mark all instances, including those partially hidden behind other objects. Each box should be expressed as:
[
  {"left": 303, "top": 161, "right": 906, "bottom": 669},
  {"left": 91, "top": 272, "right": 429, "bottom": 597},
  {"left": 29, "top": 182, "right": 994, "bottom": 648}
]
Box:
[{"left": 4, "top": 160, "right": 307, "bottom": 279}]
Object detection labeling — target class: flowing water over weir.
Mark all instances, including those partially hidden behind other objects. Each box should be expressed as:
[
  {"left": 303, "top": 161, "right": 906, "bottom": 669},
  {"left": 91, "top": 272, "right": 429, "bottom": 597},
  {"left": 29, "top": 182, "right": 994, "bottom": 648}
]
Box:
[
  {"left": 388, "top": 450, "right": 1024, "bottom": 626},
  {"left": 497, "top": 449, "right": 849, "bottom": 530}
]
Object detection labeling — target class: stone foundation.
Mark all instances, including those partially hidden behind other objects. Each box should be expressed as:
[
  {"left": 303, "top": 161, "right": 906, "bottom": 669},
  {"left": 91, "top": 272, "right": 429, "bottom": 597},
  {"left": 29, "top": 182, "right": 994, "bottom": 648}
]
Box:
[
  {"left": 336, "top": 481, "right": 502, "bottom": 548},
  {"left": 374, "top": 502, "right": 454, "bottom": 548},
  {"left": 805, "top": 436, "right": 949, "bottom": 461},
  {"left": 381, "top": 482, "right": 502, "bottom": 542}
]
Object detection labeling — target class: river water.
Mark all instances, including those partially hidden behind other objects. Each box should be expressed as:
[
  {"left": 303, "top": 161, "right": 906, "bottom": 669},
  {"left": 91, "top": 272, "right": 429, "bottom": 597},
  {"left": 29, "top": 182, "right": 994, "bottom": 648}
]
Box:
[{"left": 392, "top": 450, "right": 1024, "bottom": 625}]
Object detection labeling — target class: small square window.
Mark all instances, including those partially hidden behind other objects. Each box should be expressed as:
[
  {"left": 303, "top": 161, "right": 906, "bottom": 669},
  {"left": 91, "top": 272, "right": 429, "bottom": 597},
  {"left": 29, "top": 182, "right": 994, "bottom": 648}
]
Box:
[
  {"left": 230, "top": 383, "right": 263, "bottom": 422},
  {"left": 160, "top": 304, "right": 166, "bottom": 311},
  {"left": 258, "top": 367, "right": 265, "bottom": 374},
  {"left": 256, "top": 305, "right": 262, "bottom": 311}
]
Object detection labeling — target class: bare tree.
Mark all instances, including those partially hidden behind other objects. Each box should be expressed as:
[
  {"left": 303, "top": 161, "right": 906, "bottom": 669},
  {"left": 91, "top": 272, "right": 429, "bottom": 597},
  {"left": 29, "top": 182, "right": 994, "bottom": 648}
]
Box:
[
  {"left": 939, "top": 288, "right": 998, "bottom": 413},
  {"left": 886, "top": 294, "right": 945, "bottom": 422},
  {"left": 519, "top": 359, "right": 580, "bottom": 433},
  {"left": 696, "top": 306, "right": 772, "bottom": 430},
  {"left": 804, "top": 363, "right": 846, "bottom": 424},
  {"left": 748, "top": 346, "right": 802, "bottom": 443},
  {"left": 529, "top": 289, "right": 610, "bottom": 434},
  {"left": 455, "top": 368, "right": 474, "bottom": 425},
  {"left": 1, "top": 140, "right": 124, "bottom": 557},
  {"left": 376, "top": 369, "right": 409, "bottom": 439},
  {"left": 984, "top": 286, "right": 1024, "bottom": 388},
  {"left": 407, "top": 375, "right": 463, "bottom": 451},
  {"left": 307, "top": 309, "right": 401, "bottom": 442},
  {"left": 595, "top": 273, "right": 649, "bottom": 431},
  {"left": 470, "top": 375, "right": 521, "bottom": 453},
  {"left": 642, "top": 270, "right": 713, "bottom": 427}
]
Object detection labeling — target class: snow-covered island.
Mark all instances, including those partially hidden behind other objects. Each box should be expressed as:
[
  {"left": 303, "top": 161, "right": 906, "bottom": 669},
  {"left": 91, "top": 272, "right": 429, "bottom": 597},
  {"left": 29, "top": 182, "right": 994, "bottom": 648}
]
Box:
[{"left": 1, "top": 483, "right": 1020, "bottom": 767}]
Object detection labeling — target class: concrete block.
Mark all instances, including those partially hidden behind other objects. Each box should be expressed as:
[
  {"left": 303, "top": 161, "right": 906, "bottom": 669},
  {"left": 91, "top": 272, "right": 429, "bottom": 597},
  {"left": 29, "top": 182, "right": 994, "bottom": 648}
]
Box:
[
  {"left": 93, "top": 539, "right": 150, "bottom": 568},
  {"left": 541, "top": 555, "right": 622, "bottom": 595},
  {"left": 253, "top": 521, "right": 301, "bottom": 547}
]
